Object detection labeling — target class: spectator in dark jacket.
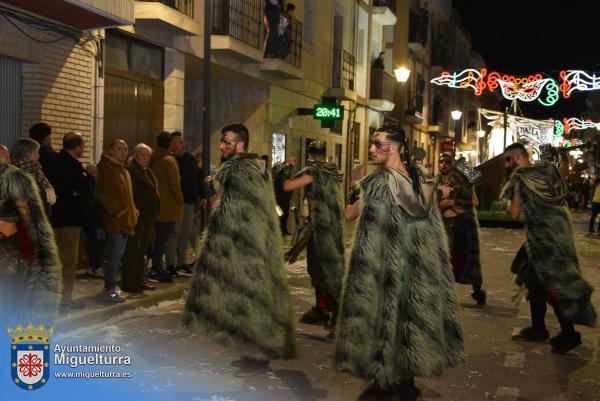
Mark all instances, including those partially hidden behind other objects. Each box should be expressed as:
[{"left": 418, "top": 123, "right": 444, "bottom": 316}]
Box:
[
  {"left": 29, "top": 122, "right": 58, "bottom": 183},
  {"left": 51, "top": 132, "right": 91, "bottom": 311},
  {"left": 122, "top": 143, "right": 161, "bottom": 293},
  {"left": 166, "top": 131, "right": 199, "bottom": 276}
]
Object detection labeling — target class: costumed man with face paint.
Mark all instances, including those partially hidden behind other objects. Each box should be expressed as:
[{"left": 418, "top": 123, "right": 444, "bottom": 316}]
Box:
[
  {"left": 182, "top": 123, "right": 296, "bottom": 375},
  {"left": 282, "top": 140, "right": 344, "bottom": 328},
  {"left": 437, "top": 153, "right": 486, "bottom": 306},
  {"left": 335, "top": 124, "right": 464, "bottom": 400},
  {"left": 503, "top": 142, "right": 596, "bottom": 354}
]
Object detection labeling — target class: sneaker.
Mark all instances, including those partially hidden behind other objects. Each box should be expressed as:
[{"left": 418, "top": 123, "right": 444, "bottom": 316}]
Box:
[
  {"left": 166, "top": 265, "right": 179, "bottom": 278},
  {"left": 471, "top": 289, "right": 487, "bottom": 306},
  {"left": 148, "top": 270, "right": 173, "bottom": 283},
  {"left": 299, "top": 307, "right": 331, "bottom": 325},
  {"left": 86, "top": 267, "right": 104, "bottom": 279},
  {"left": 103, "top": 287, "right": 126, "bottom": 303},
  {"left": 175, "top": 265, "right": 193, "bottom": 276},
  {"left": 511, "top": 326, "right": 549, "bottom": 342},
  {"left": 551, "top": 331, "right": 582, "bottom": 354}
]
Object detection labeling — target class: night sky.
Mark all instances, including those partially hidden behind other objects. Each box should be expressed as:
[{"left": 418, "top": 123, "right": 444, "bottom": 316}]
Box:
[{"left": 452, "top": 0, "right": 600, "bottom": 119}]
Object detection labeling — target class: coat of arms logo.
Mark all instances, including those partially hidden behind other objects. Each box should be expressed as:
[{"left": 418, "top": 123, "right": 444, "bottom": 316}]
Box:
[{"left": 7, "top": 323, "right": 53, "bottom": 390}]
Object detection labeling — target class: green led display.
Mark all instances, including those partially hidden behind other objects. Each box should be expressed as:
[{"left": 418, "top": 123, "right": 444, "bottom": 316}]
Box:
[{"left": 313, "top": 104, "right": 344, "bottom": 121}]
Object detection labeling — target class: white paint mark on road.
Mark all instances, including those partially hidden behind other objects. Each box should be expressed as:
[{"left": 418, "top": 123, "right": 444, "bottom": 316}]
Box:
[
  {"left": 503, "top": 352, "right": 526, "bottom": 368},
  {"left": 495, "top": 386, "right": 520, "bottom": 401}
]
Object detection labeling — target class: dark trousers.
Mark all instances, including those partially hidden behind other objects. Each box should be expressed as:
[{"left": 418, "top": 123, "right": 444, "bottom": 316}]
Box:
[
  {"left": 121, "top": 219, "right": 154, "bottom": 291},
  {"left": 152, "top": 222, "right": 174, "bottom": 273},
  {"left": 527, "top": 267, "right": 575, "bottom": 334},
  {"left": 589, "top": 202, "right": 600, "bottom": 232},
  {"left": 279, "top": 199, "right": 291, "bottom": 234}
]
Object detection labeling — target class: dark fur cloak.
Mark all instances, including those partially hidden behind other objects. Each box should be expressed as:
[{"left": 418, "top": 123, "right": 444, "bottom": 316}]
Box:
[
  {"left": 182, "top": 154, "right": 296, "bottom": 359},
  {"left": 298, "top": 162, "right": 344, "bottom": 301},
  {"left": 502, "top": 162, "right": 596, "bottom": 327},
  {"left": 0, "top": 163, "right": 62, "bottom": 326},
  {"left": 335, "top": 168, "right": 464, "bottom": 386}
]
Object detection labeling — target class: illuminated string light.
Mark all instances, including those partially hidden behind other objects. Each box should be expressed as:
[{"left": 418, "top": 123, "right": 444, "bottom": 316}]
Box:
[
  {"left": 560, "top": 70, "right": 600, "bottom": 98},
  {"left": 430, "top": 68, "right": 487, "bottom": 96},
  {"left": 432, "top": 69, "right": 600, "bottom": 106},
  {"left": 562, "top": 117, "right": 598, "bottom": 133}
]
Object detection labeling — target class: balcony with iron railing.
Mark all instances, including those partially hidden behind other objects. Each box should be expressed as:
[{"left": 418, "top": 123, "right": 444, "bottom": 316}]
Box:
[
  {"left": 408, "top": 8, "right": 428, "bottom": 56},
  {"left": 0, "top": 0, "right": 134, "bottom": 29},
  {"left": 146, "top": 0, "right": 193, "bottom": 18},
  {"left": 135, "top": 0, "right": 199, "bottom": 35},
  {"left": 212, "top": 0, "right": 262, "bottom": 49},
  {"left": 333, "top": 49, "right": 355, "bottom": 91},
  {"left": 369, "top": 69, "right": 396, "bottom": 111},
  {"left": 261, "top": 20, "right": 303, "bottom": 79},
  {"left": 327, "top": 48, "right": 356, "bottom": 100},
  {"left": 372, "top": 0, "right": 397, "bottom": 25}
]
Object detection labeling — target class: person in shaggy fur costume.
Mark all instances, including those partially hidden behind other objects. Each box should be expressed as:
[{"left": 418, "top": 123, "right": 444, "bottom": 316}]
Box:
[
  {"left": 283, "top": 140, "right": 344, "bottom": 327},
  {"left": 503, "top": 142, "right": 596, "bottom": 354},
  {"left": 336, "top": 125, "right": 464, "bottom": 400},
  {"left": 0, "top": 152, "right": 62, "bottom": 327},
  {"left": 437, "top": 153, "right": 486, "bottom": 306},
  {"left": 182, "top": 123, "right": 296, "bottom": 376}
]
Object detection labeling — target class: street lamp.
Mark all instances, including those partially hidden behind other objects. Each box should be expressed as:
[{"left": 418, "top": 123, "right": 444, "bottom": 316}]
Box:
[
  {"left": 451, "top": 110, "right": 462, "bottom": 155},
  {"left": 451, "top": 110, "right": 462, "bottom": 121},
  {"left": 394, "top": 66, "right": 411, "bottom": 83}
]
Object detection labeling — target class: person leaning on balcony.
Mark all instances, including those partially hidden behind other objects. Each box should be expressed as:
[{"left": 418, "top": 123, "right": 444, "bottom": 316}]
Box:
[
  {"left": 373, "top": 51, "right": 385, "bottom": 69},
  {"left": 263, "top": 0, "right": 285, "bottom": 58}
]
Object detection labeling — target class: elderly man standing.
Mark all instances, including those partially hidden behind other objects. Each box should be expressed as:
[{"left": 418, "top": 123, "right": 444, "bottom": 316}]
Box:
[
  {"left": 96, "top": 139, "right": 137, "bottom": 302},
  {"left": 121, "top": 143, "right": 160, "bottom": 294}
]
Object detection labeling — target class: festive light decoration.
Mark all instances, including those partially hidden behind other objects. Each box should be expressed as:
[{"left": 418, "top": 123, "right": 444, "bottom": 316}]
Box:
[
  {"left": 562, "top": 117, "right": 598, "bottom": 133},
  {"left": 430, "top": 68, "right": 487, "bottom": 95},
  {"left": 432, "top": 69, "right": 600, "bottom": 106},
  {"left": 559, "top": 70, "right": 600, "bottom": 98}
]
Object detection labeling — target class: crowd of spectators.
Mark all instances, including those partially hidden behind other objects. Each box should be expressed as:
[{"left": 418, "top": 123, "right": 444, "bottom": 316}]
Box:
[{"left": 1, "top": 123, "right": 204, "bottom": 311}]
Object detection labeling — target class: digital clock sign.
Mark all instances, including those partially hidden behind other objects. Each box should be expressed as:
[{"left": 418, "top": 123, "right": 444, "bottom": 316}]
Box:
[{"left": 313, "top": 104, "right": 344, "bottom": 121}]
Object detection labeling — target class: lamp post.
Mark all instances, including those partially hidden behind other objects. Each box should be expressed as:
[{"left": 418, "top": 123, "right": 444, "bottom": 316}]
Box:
[
  {"left": 451, "top": 110, "right": 462, "bottom": 156},
  {"left": 476, "top": 129, "right": 485, "bottom": 164},
  {"left": 394, "top": 66, "right": 411, "bottom": 121}
]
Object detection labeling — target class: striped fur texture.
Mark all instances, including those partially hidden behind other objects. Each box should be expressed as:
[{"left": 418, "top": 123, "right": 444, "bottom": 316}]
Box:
[
  {"left": 335, "top": 168, "right": 464, "bottom": 387},
  {"left": 0, "top": 163, "right": 62, "bottom": 326},
  {"left": 514, "top": 178, "right": 597, "bottom": 327},
  {"left": 182, "top": 154, "right": 296, "bottom": 359},
  {"left": 299, "top": 162, "right": 345, "bottom": 300}
]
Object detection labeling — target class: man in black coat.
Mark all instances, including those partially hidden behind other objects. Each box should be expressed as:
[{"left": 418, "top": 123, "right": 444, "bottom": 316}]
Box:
[{"left": 51, "top": 132, "right": 92, "bottom": 311}]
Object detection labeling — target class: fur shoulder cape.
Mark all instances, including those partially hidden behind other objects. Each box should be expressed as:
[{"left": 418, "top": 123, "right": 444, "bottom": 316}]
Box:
[
  {"left": 503, "top": 165, "right": 596, "bottom": 327},
  {"left": 297, "top": 162, "right": 345, "bottom": 299},
  {"left": 182, "top": 154, "right": 296, "bottom": 359},
  {"left": 335, "top": 168, "right": 464, "bottom": 386},
  {"left": 0, "top": 163, "right": 62, "bottom": 326}
]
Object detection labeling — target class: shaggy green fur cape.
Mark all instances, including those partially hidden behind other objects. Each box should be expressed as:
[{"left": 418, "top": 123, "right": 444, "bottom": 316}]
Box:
[
  {"left": 297, "top": 161, "right": 344, "bottom": 301},
  {"left": 0, "top": 163, "right": 61, "bottom": 326},
  {"left": 182, "top": 154, "right": 296, "bottom": 359},
  {"left": 502, "top": 162, "right": 596, "bottom": 327},
  {"left": 335, "top": 168, "right": 464, "bottom": 386}
]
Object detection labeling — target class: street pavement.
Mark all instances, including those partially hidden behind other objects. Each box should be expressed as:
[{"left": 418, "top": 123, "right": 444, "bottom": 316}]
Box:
[{"left": 57, "top": 213, "right": 600, "bottom": 401}]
